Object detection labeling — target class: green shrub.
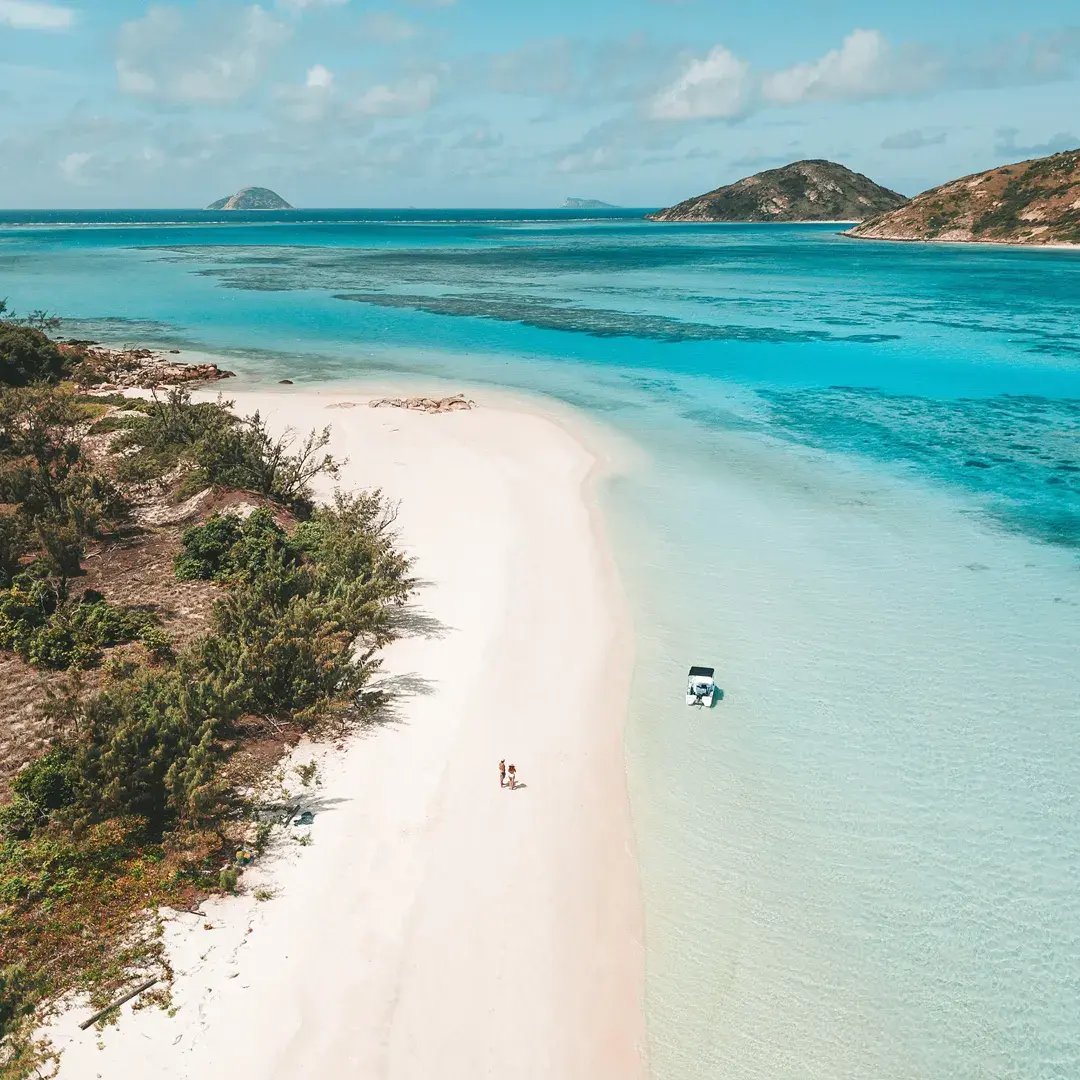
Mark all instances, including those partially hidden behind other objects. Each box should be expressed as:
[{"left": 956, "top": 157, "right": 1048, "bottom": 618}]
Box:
[
  {"left": 12, "top": 744, "right": 78, "bottom": 816},
  {"left": 175, "top": 508, "right": 300, "bottom": 583},
  {"left": 0, "top": 797, "right": 39, "bottom": 842},
  {"left": 0, "top": 579, "right": 167, "bottom": 670},
  {"left": 0, "top": 963, "right": 42, "bottom": 1045},
  {"left": 0, "top": 514, "right": 23, "bottom": 586},
  {"left": 72, "top": 668, "right": 223, "bottom": 828},
  {"left": 0, "top": 321, "right": 69, "bottom": 386},
  {"left": 113, "top": 387, "right": 338, "bottom": 508},
  {"left": 0, "top": 385, "right": 128, "bottom": 578},
  {"left": 189, "top": 412, "right": 338, "bottom": 508}
]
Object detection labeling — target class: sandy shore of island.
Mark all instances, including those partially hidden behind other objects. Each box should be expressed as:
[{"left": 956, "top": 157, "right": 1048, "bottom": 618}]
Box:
[
  {"left": 47, "top": 388, "right": 646, "bottom": 1080},
  {"left": 842, "top": 231, "right": 1080, "bottom": 250}
]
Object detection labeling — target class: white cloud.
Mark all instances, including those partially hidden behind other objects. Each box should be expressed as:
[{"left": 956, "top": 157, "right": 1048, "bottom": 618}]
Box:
[
  {"left": 276, "top": 0, "right": 347, "bottom": 10},
  {"left": 0, "top": 0, "right": 74, "bottom": 30},
  {"left": 353, "top": 73, "right": 438, "bottom": 117},
  {"left": 59, "top": 150, "right": 92, "bottom": 183},
  {"left": 762, "top": 29, "right": 889, "bottom": 104},
  {"left": 361, "top": 11, "right": 418, "bottom": 43},
  {"left": 881, "top": 128, "right": 946, "bottom": 151},
  {"left": 648, "top": 46, "right": 751, "bottom": 120},
  {"left": 555, "top": 145, "right": 622, "bottom": 174},
  {"left": 116, "top": 4, "right": 291, "bottom": 104},
  {"left": 306, "top": 63, "right": 333, "bottom": 89},
  {"left": 452, "top": 126, "right": 503, "bottom": 151},
  {"left": 762, "top": 29, "right": 940, "bottom": 105},
  {"left": 277, "top": 64, "right": 335, "bottom": 122},
  {"left": 646, "top": 29, "right": 946, "bottom": 123}
]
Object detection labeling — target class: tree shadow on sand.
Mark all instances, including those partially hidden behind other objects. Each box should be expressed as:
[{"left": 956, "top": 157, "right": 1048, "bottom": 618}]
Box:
[
  {"left": 359, "top": 669, "right": 438, "bottom": 731},
  {"left": 390, "top": 601, "right": 454, "bottom": 641}
]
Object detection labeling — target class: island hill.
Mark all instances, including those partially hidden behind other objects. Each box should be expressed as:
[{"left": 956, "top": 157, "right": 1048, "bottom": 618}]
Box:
[
  {"left": 848, "top": 147, "right": 1080, "bottom": 247},
  {"left": 206, "top": 186, "right": 293, "bottom": 210},
  {"left": 648, "top": 160, "right": 907, "bottom": 223},
  {"left": 563, "top": 197, "right": 618, "bottom": 209}
]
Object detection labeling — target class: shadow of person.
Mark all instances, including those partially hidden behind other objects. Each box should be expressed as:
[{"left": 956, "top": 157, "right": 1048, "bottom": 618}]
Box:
[{"left": 510, "top": 782, "right": 528, "bottom": 791}]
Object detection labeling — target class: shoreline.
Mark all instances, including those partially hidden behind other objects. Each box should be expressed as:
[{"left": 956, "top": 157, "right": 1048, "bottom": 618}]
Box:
[
  {"left": 47, "top": 386, "right": 647, "bottom": 1079},
  {"left": 841, "top": 230, "right": 1080, "bottom": 251}
]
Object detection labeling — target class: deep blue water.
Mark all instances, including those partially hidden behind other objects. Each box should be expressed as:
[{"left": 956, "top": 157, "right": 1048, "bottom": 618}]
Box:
[{"left": 2, "top": 211, "right": 1079, "bottom": 1079}]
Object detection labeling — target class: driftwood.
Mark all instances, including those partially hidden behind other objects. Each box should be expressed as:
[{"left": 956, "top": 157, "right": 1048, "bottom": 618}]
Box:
[
  {"left": 79, "top": 978, "right": 159, "bottom": 1030},
  {"left": 368, "top": 393, "right": 476, "bottom": 414}
]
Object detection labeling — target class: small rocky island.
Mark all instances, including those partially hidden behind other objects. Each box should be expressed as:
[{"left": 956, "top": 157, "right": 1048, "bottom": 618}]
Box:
[
  {"left": 206, "top": 186, "right": 294, "bottom": 211},
  {"left": 648, "top": 160, "right": 907, "bottom": 223},
  {"left": 847, "top": 148, "right": 1080, "bottom": 246},
  {"left": 563, "top": 197, "right": 617, "bottom": 209}
]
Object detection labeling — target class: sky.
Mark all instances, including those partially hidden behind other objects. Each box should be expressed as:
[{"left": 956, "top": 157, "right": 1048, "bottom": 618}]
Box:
[{"left": 0, "top": 0, "right": 1078, "bottom": 207}]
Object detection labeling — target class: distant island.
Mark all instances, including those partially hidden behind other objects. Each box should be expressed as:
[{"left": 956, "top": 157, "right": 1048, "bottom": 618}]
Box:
[
  {"left": 206, "top": 186, "right": 294, "bottom": 211},
  {"left": 563, "top": 198, "right": 617, "bottom": 209},
  {"left": 848, "top": 148, "right": 1080, "bottom": 246},
  {"left": 647, "top": 160, "right": 907, "bottom": 223}
]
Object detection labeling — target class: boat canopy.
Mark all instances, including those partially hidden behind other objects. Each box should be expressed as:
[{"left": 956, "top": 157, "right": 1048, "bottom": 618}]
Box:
[{"left": 688, "top": 666, "right": 715, "bottom": 679}]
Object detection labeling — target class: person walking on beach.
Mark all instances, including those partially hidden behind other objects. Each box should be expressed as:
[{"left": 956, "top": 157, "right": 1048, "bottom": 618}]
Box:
[
  {"left": 507, "top": 764, "right": 517, "bottom": 790},
  {"left": 499, "top": 759, "right": 507, "bottom": 788}
]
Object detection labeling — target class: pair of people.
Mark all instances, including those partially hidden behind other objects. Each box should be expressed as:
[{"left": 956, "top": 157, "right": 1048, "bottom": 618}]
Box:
[{"left": 499, "top": 759, "right": 518, "bottom": 790}]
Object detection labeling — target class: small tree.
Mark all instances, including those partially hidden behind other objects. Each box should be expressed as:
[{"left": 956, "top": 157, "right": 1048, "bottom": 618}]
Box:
[{"left": 193, "top": 413, "right": 339, "bottom": 508}]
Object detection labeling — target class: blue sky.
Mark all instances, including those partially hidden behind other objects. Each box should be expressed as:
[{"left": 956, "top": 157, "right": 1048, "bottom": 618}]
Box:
[{"left": 0, "top": 0, "right": 1078, "bottom": 207}]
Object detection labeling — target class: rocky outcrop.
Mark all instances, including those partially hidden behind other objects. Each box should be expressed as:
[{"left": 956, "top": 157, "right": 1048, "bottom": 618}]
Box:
[
  {"left": 847, "top": 148, "right": 1080, "bottom": 246},
  {"left": 648, "top": 160, "right": 907, "bottom": 222},
  {"left": 206, "top": 186, "right": 293, "bottom": 211},
  {"left": 368, "top": 393, "right": 476, "bottom": 414},
  {"left": 62, "top": 342, "right": 235, "bottom": 391}
]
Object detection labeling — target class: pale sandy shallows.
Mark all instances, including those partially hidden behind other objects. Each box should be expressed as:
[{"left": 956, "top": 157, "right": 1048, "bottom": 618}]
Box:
[{"left": 49, "top": 390, "right": 646, "bottom": 1080}]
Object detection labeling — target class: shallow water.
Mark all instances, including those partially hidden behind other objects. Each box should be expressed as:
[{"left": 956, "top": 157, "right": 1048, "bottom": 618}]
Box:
[{"left": 2, "top": 211, "right": 1078, "bottom": 1077}]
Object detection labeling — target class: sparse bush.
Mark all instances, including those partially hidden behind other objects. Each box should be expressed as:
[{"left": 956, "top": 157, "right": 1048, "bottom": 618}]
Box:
[
  {"left": 0, "top": 385, "right": 127, "bottom": 578},
  {"left": 113, "top": 388, "right": 339, "bottom": 509},
  {"left": 190, "top": 412, "right": 338, "bottom": 509},
  {"left": 296, "top": 762, "right": 319, "bottom": 788}
]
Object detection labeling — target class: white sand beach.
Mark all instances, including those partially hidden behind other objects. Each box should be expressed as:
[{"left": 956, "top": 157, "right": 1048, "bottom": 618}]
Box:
[{"left": 47, "top": 388, "right": 646, "bottom": 1080}]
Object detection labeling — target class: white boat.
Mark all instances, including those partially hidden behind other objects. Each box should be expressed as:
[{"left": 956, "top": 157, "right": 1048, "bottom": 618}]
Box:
[{"left": 686, "top": 666, "right": 716, "bottom": 707}]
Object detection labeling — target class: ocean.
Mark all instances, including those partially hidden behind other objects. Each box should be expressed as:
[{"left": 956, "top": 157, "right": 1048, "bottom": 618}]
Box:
[{"left": 1, "top": 209, "right": 1078, "bottom": 1078}]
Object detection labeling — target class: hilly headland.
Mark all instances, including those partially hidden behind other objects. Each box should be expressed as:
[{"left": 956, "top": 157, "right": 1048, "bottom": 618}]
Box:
[{"left": 847, "top": 148, "right": 1080, "bottom": 246}]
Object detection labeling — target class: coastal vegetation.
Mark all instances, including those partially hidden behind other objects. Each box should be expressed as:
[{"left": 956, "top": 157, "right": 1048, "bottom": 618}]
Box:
[{"left": 0, "top": 313, "right": 412, "bottom": 1075}]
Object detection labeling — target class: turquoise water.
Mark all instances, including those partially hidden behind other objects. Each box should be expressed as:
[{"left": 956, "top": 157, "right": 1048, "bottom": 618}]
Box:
[{"left": 2, "top": 211, "right": 1078, "bottom": 1077}]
